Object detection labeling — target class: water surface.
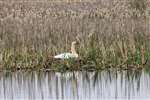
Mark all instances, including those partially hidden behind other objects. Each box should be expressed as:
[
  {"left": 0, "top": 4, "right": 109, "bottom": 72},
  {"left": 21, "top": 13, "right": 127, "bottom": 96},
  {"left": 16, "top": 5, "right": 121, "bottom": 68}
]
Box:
[{"left": 0, "top": 70, "right": 150, "bottom": 99}]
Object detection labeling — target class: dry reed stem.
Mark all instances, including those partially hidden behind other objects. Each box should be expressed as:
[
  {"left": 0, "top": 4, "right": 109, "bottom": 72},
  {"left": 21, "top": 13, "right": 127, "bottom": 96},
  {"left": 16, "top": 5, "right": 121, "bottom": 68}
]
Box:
[
  {"left": 123, "top": 42, "right": 128, "bottom": 61},
  {"left": 0, "top": 0, "right": 149, "bottom": 69}
]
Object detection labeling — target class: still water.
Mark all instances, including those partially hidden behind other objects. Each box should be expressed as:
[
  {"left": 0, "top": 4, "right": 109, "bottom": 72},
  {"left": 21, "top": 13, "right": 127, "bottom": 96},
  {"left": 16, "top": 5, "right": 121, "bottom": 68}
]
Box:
[{"left": 0, "top": 70, "right": 150, "bottom": 99}]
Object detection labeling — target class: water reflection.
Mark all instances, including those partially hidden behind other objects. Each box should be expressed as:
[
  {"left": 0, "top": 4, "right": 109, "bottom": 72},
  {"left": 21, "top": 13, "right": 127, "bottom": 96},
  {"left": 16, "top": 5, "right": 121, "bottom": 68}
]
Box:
[{"left": 0, "top": 70, "right": 150, "bottom": 99}]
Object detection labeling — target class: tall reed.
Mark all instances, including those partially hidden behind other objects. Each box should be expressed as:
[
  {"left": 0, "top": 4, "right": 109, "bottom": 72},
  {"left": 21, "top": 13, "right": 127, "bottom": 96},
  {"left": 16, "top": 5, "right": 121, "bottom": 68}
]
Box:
[{"left": 0, "top": 0, "right": 149, "bottom": 70}]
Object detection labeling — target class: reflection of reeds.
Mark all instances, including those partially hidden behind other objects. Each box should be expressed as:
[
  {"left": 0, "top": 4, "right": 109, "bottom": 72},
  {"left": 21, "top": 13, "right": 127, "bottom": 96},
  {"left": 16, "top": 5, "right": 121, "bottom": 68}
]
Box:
[{"left": 0, "top": 0, "right": 150, "bottom": 70}]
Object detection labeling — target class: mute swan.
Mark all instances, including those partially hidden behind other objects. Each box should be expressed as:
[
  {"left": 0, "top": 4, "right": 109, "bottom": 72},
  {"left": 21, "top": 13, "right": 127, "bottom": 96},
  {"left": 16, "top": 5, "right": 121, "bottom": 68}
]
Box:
[{"left": 54, "top": 41, "right": 78, "bottom": 59}]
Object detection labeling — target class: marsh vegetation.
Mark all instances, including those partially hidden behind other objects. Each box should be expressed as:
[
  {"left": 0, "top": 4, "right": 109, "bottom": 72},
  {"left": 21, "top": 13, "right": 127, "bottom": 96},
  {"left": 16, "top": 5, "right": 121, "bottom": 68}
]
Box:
[{"left": 0, "top": 0, "right": 150, "bottom": 71}]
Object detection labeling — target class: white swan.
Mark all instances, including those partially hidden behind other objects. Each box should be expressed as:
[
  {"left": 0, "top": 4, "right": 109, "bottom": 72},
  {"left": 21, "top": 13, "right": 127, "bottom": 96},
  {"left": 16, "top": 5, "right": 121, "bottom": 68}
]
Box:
[{"left": 54, "top": 41, "right": 78, "bottom": 59}]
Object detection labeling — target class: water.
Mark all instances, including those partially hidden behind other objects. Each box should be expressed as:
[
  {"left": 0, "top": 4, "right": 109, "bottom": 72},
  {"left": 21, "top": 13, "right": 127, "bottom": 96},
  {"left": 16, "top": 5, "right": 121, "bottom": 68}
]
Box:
[{"left": 0, "top": 70, "right": 150, "bottom": 99}]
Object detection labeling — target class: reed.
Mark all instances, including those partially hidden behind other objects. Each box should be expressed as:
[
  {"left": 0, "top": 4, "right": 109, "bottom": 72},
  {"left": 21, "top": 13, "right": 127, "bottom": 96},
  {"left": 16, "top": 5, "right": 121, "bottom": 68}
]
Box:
[{"left": 0, "top": 0, "right": 150, "bottom": 71}]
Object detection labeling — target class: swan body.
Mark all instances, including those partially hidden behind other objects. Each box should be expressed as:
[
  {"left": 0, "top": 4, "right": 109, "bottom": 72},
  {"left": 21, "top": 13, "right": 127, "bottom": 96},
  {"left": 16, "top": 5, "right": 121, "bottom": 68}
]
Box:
[
  {"left": 54, "top": 41, "right": 78, "bottom": 59},
  {"left": 54, "top": 52, "right": 78, "bottom": 59}
]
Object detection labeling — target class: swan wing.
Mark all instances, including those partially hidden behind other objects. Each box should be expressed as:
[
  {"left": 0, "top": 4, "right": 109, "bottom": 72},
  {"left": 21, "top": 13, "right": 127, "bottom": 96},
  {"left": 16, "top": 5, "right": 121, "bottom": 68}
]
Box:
[{"left": 54, "top": 53, "right": 76, "bottom": 59}]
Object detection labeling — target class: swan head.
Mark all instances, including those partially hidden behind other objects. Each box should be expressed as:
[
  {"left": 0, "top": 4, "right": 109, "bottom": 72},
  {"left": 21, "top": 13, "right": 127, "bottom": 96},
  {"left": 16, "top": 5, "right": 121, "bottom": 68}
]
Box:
[
  {"left": 72, "top": 41, "right": 77, "bottom": 45},
  {"left": 88, "top": 33, "right": 94, "bottom": 38},
  {"left": 71, "top": 41, "right": 79, "bottom": 46}
]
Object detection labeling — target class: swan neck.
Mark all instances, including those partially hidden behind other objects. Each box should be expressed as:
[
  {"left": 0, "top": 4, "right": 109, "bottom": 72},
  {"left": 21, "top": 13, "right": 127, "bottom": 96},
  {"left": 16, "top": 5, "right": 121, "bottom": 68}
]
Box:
[{"left": 71, "top": 43, "right": 78, "bottom": 57}]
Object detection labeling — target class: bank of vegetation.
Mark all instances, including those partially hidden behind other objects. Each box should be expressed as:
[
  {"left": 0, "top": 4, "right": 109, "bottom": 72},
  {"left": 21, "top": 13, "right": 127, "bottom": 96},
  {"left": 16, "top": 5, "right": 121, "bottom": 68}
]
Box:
[{"left": 0, "top": 0, "right": 150, "bottom": 71}]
